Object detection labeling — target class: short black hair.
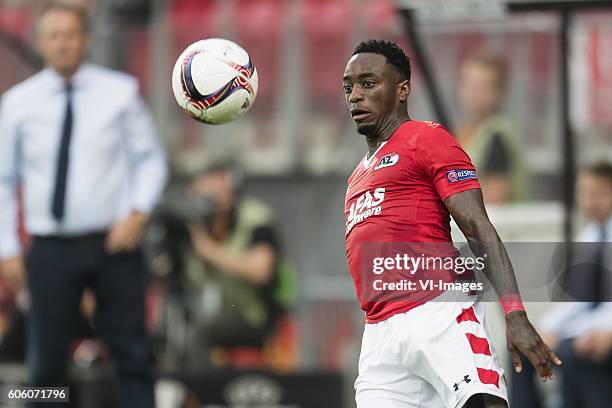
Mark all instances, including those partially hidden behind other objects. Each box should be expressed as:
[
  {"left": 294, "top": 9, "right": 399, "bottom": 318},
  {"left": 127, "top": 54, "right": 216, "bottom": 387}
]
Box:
[
  {"left": 352, "top": 39, "right": 411, "bottom": 81},
  {"left": 583, "top": 161, "right": 612, "bottom": 185},
  {"left": 38, "top": 2, "right": 91, "bottom": 33}
]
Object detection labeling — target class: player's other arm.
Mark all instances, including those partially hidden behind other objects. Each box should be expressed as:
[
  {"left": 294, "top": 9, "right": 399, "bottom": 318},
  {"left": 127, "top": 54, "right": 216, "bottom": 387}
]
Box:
[{"left": 444, "top": 189, "right": 562, "bottom": 381}]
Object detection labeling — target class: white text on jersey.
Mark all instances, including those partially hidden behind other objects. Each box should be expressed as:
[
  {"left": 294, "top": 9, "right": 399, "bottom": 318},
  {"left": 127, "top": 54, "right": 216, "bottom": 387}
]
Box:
[{"left": 346, "top": 187, "right": 385, "bottom": 234}]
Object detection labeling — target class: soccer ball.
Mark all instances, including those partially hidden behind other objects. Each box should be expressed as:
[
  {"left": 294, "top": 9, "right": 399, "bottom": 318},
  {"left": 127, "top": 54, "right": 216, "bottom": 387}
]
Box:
[{"left": 171, "top": 38, "right": 258, "bottom": 124}]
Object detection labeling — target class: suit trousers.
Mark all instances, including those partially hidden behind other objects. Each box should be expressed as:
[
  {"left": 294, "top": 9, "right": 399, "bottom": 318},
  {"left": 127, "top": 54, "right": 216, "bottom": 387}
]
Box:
[
  {"left": 26, "top": 234, "right": 155, "bottom": 407},
  {"left": 509, "top": 338, "right": 612, "bottom": 408},
  {"left": 556, "top": 338, "right": 612, "bottom": 408}
]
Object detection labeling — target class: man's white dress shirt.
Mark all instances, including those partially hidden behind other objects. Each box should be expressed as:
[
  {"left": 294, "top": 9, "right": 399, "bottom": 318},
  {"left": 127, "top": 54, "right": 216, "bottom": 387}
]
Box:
[
  {"left": 539, "top": 217, "right": 612, "bottom": 339},
  {"left": 0, "top": 63, "right": 168, "bottom": 258}
]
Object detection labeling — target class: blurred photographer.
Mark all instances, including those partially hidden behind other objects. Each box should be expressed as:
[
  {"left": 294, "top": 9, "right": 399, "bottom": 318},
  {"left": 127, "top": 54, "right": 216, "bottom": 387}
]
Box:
[
  {"left": 151, "top": 161, "right": 292, "bottom": 368},
  {"left": 456, "top": 50, "right": 527, "bottom": 204}
]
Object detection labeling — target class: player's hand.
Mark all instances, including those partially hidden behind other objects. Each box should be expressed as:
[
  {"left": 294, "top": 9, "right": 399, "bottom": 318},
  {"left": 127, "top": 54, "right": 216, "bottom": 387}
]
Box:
[
  {"left": 574, "top": 330, "right": 612, "bottom": 363},
  {"left": 0, "top": 255, "right": 27, "bottom": 293},
  {"left": 506, "top": 311, "right": 562, "bottom": 381},
  {"left": 106, "top": 211, "right": 148, "bottom": 254}
]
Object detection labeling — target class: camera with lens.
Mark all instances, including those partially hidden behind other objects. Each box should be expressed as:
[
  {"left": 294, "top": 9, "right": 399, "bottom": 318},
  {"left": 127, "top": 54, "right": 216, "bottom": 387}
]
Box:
[
  {"left": 160, "top": 182, "right": 218, "bottom": 226},
  {"left": 145, "top": 181, "right": 218, "bottom": 280}
]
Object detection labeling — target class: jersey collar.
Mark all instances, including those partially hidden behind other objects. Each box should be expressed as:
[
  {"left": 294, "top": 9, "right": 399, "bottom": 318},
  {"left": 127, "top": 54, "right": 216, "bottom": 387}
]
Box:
[{"left": 362, "top": 141, "right": 388, "bottom": 169}]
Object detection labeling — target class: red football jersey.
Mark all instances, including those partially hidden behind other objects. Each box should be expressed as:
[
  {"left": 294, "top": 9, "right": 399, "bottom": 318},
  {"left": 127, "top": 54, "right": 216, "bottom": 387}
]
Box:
[{"left": 344, "top": 120, "right": 481, "bottom": 323}]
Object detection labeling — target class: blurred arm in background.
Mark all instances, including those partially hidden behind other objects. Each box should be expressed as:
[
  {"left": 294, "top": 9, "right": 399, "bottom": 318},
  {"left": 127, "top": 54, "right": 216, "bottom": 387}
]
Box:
[
  {"left": 106, "top": 88, "right": 168, "bottom": 253},
  {"left": 0, "top": 90, "right": 26, "bottom": 293},
  {"left": 190, "top": 225, "right": 276, "bottom": 286}
]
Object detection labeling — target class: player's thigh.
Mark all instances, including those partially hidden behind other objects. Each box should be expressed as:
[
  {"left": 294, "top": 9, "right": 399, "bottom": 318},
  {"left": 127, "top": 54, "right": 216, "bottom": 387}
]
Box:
[
  {"left": 403, "top": 298, "right": 508, "bottom": 408},
  {"left": 355, "top": 320, "right": 446, "bottom": 408}
]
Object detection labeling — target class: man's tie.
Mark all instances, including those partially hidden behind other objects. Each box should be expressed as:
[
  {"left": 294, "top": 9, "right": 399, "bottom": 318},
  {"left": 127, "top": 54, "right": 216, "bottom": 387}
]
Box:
[
  {"left": 590, "top": 224, "right": 607, "bottom": 308},
  {"left": 51, "top": 82, "right": 73, "bottom": 221}
]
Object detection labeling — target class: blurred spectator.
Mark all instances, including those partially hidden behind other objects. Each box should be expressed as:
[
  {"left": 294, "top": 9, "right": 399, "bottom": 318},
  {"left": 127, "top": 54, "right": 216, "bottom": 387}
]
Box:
[
  {"left": 457, "top": 50, "right": 527, "bottom": 204},
  {"left": 152, "top": 160, "right": 293, "bottom": 369},
  {"left": 510, "top": 161, "right": 612, "bottom": 408},
  {"left": 0, "top": 3, "right": 166, "bottom": 407}
]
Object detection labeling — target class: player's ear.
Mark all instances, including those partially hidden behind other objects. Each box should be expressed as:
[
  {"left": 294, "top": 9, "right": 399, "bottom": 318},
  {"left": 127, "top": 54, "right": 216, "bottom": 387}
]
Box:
[{"left": 398, "top": 80, "right": 411, "bottom": 103}]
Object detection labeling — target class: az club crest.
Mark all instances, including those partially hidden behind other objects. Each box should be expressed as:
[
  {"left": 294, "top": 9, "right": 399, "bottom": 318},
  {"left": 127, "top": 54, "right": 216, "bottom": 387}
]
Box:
[{"left": 374, "top": 153, "right": 399, "bottom": 170}]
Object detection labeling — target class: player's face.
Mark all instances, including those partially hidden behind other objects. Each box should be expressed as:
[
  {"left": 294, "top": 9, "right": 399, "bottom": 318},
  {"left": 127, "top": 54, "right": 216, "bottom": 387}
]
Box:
[
  {"left": 37, "top": 10, "right": 89, "bottom": 78},
  {"left": 577, "top": 173, "right": 612, "bottom": 223},
  {"left": 343, "top": 53, "right": 408, "bottom": 136}
]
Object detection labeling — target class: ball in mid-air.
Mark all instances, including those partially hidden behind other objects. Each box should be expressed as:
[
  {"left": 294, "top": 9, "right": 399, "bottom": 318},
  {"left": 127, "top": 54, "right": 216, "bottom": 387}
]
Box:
[{"left": 172, "top": 38, "right": 258, "bottom": 124}]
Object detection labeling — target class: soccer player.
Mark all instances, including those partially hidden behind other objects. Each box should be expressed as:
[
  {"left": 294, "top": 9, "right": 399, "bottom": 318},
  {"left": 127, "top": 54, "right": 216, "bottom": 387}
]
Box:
[{"left": 342, "top": 39, "right": 560, "bottom": 408}]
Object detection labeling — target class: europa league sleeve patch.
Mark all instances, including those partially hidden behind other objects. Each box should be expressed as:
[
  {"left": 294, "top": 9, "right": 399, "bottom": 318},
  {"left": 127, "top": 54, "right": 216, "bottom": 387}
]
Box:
[{"left": 447, "top": 169, "right": 478, "bottom": 183}]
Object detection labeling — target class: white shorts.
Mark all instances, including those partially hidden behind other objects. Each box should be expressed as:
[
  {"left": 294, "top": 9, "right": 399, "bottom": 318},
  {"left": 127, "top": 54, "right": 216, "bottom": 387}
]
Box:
[{"left": 355, "top": 293, "right": 508, "bottom": 408}]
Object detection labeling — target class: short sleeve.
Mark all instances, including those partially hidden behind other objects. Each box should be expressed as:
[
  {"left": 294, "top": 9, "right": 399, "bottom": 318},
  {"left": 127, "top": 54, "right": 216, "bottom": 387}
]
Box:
[
  {"left": 416, "top": 124, "right": 481, "bottom": 201},
  {"left": 249, "top": 225, "right": 280, "bottom": 252},
  {"left": 483, "top": 133, "right": 510, "bottom": 174}
]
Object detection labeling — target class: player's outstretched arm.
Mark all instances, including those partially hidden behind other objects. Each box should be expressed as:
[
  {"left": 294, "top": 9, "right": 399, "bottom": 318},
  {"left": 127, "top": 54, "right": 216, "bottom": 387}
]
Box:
[{"left": 444, "top": 189, "right": 562, "bottom": 381}]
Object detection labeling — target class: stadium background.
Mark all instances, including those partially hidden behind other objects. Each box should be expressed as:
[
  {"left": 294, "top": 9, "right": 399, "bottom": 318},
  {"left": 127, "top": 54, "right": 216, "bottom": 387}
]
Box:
[{"left": 0, "top": 0, "right": 611, "bottom": 407}]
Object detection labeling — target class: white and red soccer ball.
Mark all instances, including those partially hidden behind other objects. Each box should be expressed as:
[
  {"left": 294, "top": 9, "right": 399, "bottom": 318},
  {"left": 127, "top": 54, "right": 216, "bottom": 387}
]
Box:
[{"left": 172, "top": 38, "right": 258, "bottom": 124}]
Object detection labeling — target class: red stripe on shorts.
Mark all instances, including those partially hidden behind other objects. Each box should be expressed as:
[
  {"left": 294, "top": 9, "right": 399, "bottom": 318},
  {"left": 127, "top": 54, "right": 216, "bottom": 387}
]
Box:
[
  {"left": 456, "top": 307, "right": 480, "bottom": 324},
  {"left": 465, "top": 333, "right": 492, "bottom": 356},
  {"left": 477, "top": 367, "right": 500, "bottom": 388}
]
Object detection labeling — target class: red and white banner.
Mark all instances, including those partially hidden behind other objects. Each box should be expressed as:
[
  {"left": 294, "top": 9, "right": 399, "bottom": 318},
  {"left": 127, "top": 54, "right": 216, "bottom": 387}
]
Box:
[{"left": 571, "top": 13, "right": 612, "bottom": 130}]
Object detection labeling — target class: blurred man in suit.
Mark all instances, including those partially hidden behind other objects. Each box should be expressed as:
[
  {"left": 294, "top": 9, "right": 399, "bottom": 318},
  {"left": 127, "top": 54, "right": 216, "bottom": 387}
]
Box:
[
  {"left": 510, "top": 162, "right": 612, "bottom": 408},
  {"left": 0, "top": 3, "right": 167, "bottom": 407}
]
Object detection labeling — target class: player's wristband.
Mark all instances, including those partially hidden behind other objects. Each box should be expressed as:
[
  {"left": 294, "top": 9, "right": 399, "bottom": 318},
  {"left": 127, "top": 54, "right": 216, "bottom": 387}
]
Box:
[{"left": 499, "top": 294, "right": 525, "bottom": 315}]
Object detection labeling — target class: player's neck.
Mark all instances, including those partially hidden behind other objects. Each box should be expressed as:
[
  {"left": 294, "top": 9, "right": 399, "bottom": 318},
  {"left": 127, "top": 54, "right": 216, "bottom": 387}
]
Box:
[{"left": 366, "top": 115, "right": 409, "bottom": 157}]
